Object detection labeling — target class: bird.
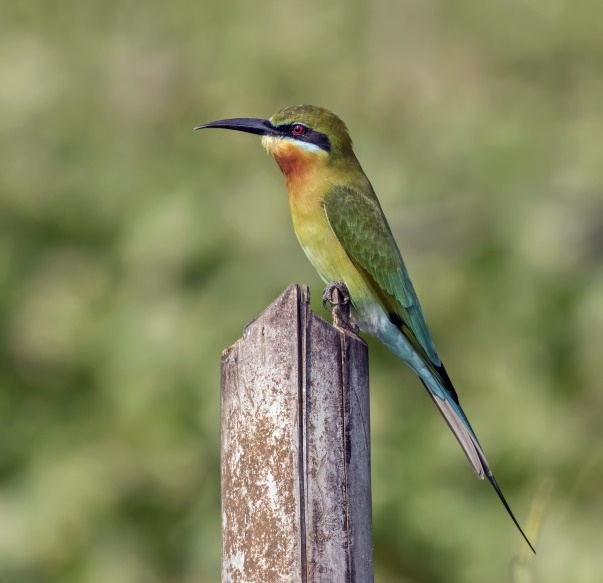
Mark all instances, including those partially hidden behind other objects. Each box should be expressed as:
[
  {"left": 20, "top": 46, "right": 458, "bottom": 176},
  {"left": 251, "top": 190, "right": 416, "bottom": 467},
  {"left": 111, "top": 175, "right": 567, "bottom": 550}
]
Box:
[{"left": 195, "top": 104, "right": 535, "bottom": 553}]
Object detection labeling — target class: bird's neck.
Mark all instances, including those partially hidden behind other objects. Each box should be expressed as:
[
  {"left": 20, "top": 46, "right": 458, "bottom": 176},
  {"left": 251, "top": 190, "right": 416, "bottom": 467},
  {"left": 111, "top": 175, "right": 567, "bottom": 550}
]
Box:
[
  {"left": 265, "top": 140, "right": 331, "bottom": 215},
  {"left": 263, "top": 138, "right": 366, "bottom": 223}
]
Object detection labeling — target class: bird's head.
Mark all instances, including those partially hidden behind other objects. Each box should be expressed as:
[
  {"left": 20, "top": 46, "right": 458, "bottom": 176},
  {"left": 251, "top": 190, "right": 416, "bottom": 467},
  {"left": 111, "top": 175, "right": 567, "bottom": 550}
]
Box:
[{"left": 195, "top": 105, "right": 355, "bottom": 178}]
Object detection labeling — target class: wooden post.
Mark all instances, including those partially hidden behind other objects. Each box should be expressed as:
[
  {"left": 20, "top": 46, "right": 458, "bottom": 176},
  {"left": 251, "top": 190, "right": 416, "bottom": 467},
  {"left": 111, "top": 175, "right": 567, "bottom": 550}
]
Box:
[{"left": 221, "top": 283, "right": 373, "bottom": 583}]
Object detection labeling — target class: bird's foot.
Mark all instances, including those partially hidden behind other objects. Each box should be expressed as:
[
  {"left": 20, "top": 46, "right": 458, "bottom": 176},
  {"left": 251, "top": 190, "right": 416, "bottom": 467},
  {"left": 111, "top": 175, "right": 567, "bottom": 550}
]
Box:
[{"left": 322, "top": 282, "right": 359, "bottom": 334}]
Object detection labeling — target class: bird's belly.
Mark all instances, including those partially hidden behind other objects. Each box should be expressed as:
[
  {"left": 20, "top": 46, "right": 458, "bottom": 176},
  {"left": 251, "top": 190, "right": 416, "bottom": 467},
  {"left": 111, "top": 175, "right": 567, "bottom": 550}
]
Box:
[
  {"left": 294, "top": 215, "right": 353, "bottom": 283},
  {"left": 300, "top": 232, "right": 347, "bottom": 283}
]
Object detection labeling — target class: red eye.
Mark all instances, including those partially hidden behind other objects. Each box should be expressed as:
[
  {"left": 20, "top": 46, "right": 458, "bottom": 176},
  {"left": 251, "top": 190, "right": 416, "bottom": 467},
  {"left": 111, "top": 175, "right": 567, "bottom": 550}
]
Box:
[{"left": 291, "top": 124, "right": 306, "bottom": 136}]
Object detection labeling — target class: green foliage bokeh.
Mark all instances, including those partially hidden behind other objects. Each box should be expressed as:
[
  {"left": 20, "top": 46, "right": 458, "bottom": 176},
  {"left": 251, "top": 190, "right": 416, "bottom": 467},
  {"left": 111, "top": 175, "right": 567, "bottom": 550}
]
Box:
[{"left": 1, "top": 1, "right": 602, "bottom": 581}]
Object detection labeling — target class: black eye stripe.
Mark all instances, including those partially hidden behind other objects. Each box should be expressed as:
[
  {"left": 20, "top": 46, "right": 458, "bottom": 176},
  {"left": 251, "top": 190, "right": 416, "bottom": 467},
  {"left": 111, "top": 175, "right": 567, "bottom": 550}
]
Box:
[
  {"left": 274, "top": 123, "right": 331, "bottom": 152},
  {"left": 280, "top": 123, "right": 306, "bottom": 135}
]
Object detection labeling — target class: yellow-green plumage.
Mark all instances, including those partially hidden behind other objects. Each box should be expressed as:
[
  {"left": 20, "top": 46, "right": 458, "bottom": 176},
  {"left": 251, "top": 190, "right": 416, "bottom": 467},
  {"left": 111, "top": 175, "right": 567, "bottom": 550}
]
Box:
[{"left": 196, "top": 104, "right": 535, "bottom": 553}]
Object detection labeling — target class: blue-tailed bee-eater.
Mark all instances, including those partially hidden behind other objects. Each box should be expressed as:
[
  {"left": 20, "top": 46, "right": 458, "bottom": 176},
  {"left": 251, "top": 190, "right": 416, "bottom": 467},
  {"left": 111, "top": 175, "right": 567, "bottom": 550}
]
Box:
[{"left": 196, "top": 105, "right": 535, "bottom": 553}]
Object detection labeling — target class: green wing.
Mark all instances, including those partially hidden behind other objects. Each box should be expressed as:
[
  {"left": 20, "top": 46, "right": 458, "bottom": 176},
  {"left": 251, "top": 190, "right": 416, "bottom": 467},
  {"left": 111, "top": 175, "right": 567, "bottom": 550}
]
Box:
[{"left": 323, "top": 184, "right": 441, "bottom": 366}]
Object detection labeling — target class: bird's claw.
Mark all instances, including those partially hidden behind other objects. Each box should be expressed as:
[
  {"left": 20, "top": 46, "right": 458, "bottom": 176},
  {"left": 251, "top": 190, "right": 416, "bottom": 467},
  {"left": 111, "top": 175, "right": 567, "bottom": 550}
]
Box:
[
  {"left": 322, "top": 282, "right": 359, "bottom": 334},
  {"left": 322, "top": 281, "right": 350, "bottom": 310}
]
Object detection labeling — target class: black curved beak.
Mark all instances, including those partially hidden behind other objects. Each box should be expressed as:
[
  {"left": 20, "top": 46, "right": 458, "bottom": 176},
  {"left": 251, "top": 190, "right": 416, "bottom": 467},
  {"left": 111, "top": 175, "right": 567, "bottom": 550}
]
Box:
[{"left": 194, "top": 117, "right": 280, "bottom": 137}]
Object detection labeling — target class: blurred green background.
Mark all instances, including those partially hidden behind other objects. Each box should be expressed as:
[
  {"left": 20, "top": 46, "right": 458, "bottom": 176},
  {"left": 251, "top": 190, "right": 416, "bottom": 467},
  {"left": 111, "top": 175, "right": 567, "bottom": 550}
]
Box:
[{"left": 1, "top": 0, "right": 602, "bottom": 581}]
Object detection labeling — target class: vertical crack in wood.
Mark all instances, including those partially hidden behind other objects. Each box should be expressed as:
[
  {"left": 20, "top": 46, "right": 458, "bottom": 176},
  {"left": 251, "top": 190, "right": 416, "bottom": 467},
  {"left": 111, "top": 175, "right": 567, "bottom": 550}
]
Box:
[
  {"left": 298, "top": 285, "right": 309, "bottom": 583},
  {"left": 339, "top": 331, "right": 353, "bottom": 582}
]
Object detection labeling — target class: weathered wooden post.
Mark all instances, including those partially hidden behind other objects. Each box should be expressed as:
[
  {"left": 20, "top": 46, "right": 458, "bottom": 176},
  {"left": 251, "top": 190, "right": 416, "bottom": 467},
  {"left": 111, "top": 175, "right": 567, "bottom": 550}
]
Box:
[{"left": 221, "top": 283, "right": 373, "bottom": 583}]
